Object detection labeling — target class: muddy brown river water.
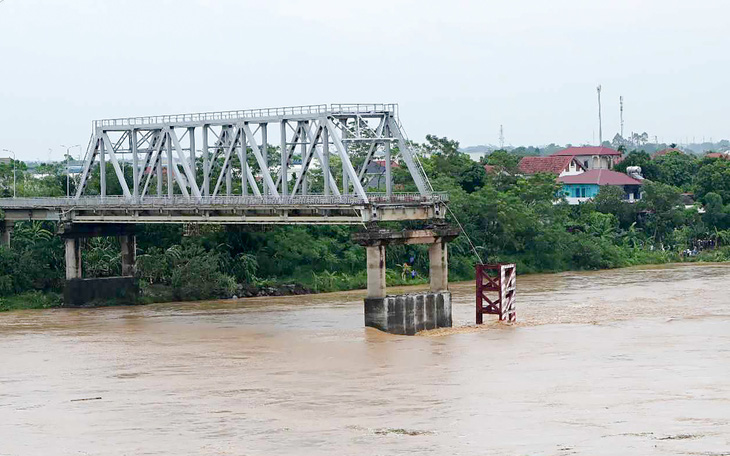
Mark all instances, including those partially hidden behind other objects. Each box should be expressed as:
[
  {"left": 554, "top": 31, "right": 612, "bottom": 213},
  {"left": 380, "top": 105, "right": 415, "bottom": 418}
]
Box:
[{"left": 1, "top": 263, "right": 729, "bottom": 455}]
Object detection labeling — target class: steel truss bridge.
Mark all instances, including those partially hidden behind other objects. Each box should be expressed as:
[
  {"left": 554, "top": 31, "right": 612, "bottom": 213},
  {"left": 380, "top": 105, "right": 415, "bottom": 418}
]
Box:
[{"left": 1, "top": 104, "right": 447, "bottom": 225}]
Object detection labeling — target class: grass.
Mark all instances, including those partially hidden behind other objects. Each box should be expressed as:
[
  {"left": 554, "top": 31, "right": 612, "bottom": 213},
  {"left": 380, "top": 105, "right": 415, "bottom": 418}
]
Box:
[{"left": 0, "top": 291, "right": 63, "bottom": 312}]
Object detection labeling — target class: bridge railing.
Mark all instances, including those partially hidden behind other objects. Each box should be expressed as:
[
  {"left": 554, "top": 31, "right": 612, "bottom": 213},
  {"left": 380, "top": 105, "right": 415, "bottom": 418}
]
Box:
[
  {"left": 0, "top": 192, "right": 447, "bottom": 209},
  {"left": 94, "top": 104, "right": 398, "bottom": 129}
]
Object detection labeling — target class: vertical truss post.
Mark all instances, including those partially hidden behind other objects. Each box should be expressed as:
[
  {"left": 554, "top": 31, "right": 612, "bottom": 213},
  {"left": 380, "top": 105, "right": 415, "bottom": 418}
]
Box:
[
  {"left": 99, "top": 133, "right": 106, "bottom": 198},
  {"left": 225, "top": 125, "right": 232, "bottom": 196},
  {"left": 131, "top": 129, "right": 139, "bottom": 199},
  {"left": 341, "top": 119, "right": 349, "bottom": 195},
  {"left": 202, "top": 125, "right": 209, "bottom": 196},
  {"left": 261, "top": 123, "right": 268, "bottom": 196},
  {"left": 323, "top": 123, "right": 330, "bottom": 196},
  {"left": 238, "top": 124, "right": 245, "bottom": 197},
  {"left": 280, "top": 120, "right": 288, "bottom": 196},
  {"left": 241, "top": 126, "right": 248, "bottom": 196},
  {"left": 385, "top": 120, "right": 392, "bottom": 197},
  {"left": 166, "top": 131, "right": 173, "bottom": 197},
  {"left": 301, "top": 122, "right": 308, "bottom": 195},
  {"left": 188, "top": 127, "right": 195, "bottom": 174}
]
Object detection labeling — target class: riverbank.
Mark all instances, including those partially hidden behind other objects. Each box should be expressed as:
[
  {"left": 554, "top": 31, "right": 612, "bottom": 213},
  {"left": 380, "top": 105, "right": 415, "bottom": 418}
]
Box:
[{"left": 2, "top": 250, "right": 728, "bottom": 312}]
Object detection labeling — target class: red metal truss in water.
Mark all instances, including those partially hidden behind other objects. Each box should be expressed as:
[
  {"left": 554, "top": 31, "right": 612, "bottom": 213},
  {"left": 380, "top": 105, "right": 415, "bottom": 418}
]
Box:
[{"left": 476, "top": 263, "right": 516, "bottom": 323}]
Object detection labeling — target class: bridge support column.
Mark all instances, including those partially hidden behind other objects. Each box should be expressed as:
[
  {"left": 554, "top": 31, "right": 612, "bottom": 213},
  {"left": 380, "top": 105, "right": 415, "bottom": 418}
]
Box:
[
  {"left": 65, "top": 237, "right": 82, "bottom": 280},
  {"left": 1, "top": 221, "right": 13, "bottom": 247},
  {"left": 429, "top": 240, "right": 448, "bottom": 292},
  {"left": 366, "top": 245, "right": 386, "bottom": 299},
  {"left": 120, "top": 235, "right": 136, "bottom": 277},
  {"left": 354, "top": 226, "right": 459, "bottom": 335}
]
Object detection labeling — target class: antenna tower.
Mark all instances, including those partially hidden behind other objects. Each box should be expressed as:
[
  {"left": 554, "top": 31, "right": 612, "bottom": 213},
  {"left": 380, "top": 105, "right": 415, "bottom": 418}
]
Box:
[
  {"left": 620, "top": 96, "right": 624, "bottom": 138},
  {"left": 597, "top": 85, "right": 603, "bottom": 145},
  {"left": 499, "top": 125, "right": 504, "bottom": 149}
]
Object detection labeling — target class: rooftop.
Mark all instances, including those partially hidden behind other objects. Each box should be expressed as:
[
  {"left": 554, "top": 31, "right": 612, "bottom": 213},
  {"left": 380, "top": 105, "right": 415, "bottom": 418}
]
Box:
[
  {"left": 558, "top": 169, "right": 643, "bottom": 186},
  {"left": 552, "top": 146, "right": 621, "bottom": 157},
  {"left": 652, "top": 147, "right": 683, "bottom": 158},
  {"left": 518, "top": 155, "right": 582, "bottom": 175}
]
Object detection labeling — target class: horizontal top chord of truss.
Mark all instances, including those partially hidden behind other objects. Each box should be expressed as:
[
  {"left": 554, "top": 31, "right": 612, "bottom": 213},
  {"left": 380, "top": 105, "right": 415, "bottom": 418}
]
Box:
[
  {"left": 71, "top": 103, "right": 435, "bottom": 222},
  {"left": 94, "top": 104, "right": 399, "bottom": 129}
]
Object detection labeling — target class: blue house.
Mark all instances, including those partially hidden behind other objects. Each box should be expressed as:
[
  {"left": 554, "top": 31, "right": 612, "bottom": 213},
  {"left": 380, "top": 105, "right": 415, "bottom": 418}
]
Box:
[{"left": 558, "top": 169, "right": 643, "bottom": 205}]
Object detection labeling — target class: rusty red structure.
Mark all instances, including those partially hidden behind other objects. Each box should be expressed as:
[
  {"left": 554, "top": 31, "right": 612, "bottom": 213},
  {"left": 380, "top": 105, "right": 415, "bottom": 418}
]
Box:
[{"left": 476, "top": 263, "right": 516, "bottom": 323}]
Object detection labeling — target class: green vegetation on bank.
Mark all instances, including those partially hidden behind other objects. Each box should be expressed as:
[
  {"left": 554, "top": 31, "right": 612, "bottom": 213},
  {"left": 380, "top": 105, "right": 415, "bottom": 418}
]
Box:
[{"left": 2, "top": 140, "right": 730, "bottom": 311}]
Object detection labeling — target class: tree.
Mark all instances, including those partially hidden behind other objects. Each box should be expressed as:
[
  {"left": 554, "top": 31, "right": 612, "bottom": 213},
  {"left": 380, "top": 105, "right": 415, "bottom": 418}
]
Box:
[
  {"left": 423, "top": 135, "right": 460, "bottom": 157},
  {"left": 694, "top": 158, "right": 730, "bottom": 202},
  {"left": 640, "top": 181, "right": 683, "bottom": 242},
  {"left": 653, "top": 151, "right": 697, "bottom": 190},
  {"left": 486, "top": 150, "right": 521, "bottom": 173},
  {"left": 613, "top": 150, "right": 658, "bottom": 180}
]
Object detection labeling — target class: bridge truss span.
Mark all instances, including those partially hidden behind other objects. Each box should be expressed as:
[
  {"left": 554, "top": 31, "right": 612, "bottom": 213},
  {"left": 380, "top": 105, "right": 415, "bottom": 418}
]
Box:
[
  {"left": 76, "top": 103, "right": 431, "bottom": 202},
  {"left": 2, "top": 104, "right": 445, "bottom": 225}
]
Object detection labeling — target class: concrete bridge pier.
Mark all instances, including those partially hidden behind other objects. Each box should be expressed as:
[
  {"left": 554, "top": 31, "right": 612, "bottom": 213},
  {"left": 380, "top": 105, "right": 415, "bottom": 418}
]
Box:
[
  {"left": 120, "top": 234, "right": 136, "bottom": 277},
  {"left": 366, "top": 245, "right": 386, "bottom": 299},
  {"left": 64, "top": 237, "right": 83, "bottom": 280},
  {"left": 60, "top": 224, "right": 139, "bottom": 306},
  {"left": 354, "top": 226, "right": 459, "bottom": 335},
  {"left": 1, "top": 221, "right": 13, "bottom": 247}
]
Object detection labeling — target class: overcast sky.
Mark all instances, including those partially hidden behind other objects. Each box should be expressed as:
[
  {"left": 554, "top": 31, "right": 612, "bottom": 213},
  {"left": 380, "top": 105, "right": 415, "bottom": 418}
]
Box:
[{"left": 1, "top": 0, "right": 728, "bottom": 160}]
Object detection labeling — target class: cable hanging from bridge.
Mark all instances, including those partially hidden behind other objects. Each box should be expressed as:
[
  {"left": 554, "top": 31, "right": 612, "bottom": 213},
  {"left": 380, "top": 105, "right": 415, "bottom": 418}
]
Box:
[{"left": 397, "top": 120, "right": 484, "bottom": 265}]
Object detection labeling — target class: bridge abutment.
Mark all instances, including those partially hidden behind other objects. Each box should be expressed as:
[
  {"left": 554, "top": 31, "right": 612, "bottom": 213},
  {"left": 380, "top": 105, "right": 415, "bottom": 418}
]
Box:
[{"left": 354, "top": 226, "right": 459, "bottom": 335}]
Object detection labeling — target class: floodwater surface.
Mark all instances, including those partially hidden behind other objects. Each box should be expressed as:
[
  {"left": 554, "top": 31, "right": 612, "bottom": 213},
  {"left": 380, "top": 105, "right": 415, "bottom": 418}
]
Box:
[{"left": 1, "top": 263, "right": 729, "bottom": 455}]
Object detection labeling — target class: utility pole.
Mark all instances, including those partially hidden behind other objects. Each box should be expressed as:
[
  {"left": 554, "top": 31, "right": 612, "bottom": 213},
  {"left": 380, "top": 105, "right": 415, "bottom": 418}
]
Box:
[
  {"left": 620, "top": 96, "right": 624, "bottom": 138},
  {"left": 499, "top": 125, "right": 504, "bottom": 149},
  {"left": 61, "top": 144, "right": 80, "bottom": 197},
  {"left": 597, "top": 85, "right": 603, "bottom": 145}
]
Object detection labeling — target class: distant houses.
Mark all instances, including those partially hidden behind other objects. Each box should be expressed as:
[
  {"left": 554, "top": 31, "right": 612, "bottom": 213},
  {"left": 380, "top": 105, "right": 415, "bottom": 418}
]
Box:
[
  {"left": 651, "top": 147, "right": 683, "bottom": 159},
  {"left": 550, "top": 146, "right": 622, "bottom": 170},
  {"left": 514, "top": 146, "right": 642, "bottom": 205}
]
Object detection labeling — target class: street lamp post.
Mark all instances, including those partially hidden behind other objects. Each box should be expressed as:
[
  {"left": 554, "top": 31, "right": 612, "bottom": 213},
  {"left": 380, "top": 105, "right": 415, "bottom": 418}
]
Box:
[
  {"left": 61, "top": 144, "right": 80, "bottom": 198},
  {"left": 2, "top": 149, "right": 16, "bottom": 198}
]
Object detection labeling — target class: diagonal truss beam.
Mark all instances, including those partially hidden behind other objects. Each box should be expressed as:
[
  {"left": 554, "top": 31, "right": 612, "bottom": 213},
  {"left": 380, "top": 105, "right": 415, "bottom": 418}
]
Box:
[
  {"left": 169, "top": 129, "right": 202, "bottom": 199},
  {"left": 101, "top": 133, "right": 132, "bottom": 198},
  {"left": 242, "top": 123, "right": 279, "bottom": 197},
  {"left": 326, "top": 118, "right": 368, "bottom": 201}
]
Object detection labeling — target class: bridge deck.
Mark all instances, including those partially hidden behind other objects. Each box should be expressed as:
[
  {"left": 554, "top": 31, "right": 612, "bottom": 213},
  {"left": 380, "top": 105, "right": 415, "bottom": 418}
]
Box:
[{"left": 0, "top": 193, "right": 447, "bottom": 225}]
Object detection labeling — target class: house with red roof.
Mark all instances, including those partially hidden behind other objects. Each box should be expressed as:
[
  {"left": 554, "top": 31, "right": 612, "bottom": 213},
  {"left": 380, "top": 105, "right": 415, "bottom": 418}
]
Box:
[
  {"left": 558, "top": 169, "right": 643, "bottom": 205},
  {"left": 518, "top": 155, "right": 585, "bottom": 177},
  {"left": 651, "top": 147, "right": 683, "bottom": 159},
  {"left": 551, "top": 146, "right": 622, "bottom": 170}
]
